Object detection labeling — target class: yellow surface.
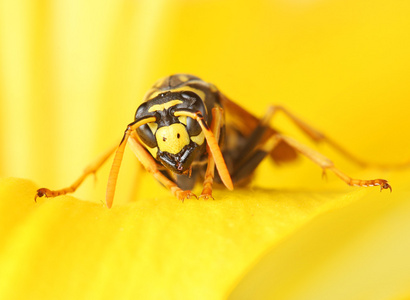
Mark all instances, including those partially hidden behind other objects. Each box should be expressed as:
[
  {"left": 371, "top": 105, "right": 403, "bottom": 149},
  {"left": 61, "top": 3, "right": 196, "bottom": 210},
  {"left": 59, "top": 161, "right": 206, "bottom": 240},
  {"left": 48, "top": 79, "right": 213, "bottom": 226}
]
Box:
[
  {"left": 230, "top": 175, "right": 410, "bottom": 300},
  {"left": 1, "top": 0, "right": 410, "bottom": 299}
]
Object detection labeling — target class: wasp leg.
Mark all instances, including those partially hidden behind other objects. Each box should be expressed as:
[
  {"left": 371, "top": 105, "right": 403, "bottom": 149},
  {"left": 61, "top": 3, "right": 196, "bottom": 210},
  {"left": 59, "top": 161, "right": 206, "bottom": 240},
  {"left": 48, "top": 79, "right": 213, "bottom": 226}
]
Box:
[
  {"left": 231, "top": 131, "right": 391, "bottom": 191},
  {"left": 35, "top": 143, "right": 118, "bottom": 201},
  {"left": 127, "top": 131, "right": 197, "bottom": 202},
  {"left": 199, "top": 107, "right": 224, "bottom": 200},
  {"left": 261, "top": 105, "right": 379, "bottom": 167},
  {"left": 280, "top": 135, "right": 391, "bottom": 191}
]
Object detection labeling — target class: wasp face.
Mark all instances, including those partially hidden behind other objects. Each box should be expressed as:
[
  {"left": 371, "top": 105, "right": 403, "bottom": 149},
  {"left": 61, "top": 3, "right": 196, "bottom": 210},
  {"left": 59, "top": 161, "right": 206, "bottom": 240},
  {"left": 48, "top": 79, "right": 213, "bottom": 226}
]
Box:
[
  {"left": 135, "top": 90, "right": 207, "bottom": 175},
  {"left": 155, "top": 123, "right": 201, "bottom": 174}
]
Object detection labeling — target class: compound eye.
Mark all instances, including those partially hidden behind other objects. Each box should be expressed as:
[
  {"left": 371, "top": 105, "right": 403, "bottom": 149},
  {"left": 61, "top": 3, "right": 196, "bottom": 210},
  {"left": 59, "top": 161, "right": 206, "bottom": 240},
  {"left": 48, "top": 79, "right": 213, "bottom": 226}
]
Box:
[
  {"left": 136, "top": 123, "right": 158, "bottom": 148},
  {"left": 186, "top": 115, "right": 201, "bottom": 136}
]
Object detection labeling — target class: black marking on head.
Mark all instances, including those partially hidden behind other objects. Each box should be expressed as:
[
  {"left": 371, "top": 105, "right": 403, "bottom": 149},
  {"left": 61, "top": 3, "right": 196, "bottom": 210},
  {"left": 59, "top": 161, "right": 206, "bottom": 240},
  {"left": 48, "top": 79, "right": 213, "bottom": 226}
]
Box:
[{"left": 157, "top": 140, "right": 205, "bottom": 174}]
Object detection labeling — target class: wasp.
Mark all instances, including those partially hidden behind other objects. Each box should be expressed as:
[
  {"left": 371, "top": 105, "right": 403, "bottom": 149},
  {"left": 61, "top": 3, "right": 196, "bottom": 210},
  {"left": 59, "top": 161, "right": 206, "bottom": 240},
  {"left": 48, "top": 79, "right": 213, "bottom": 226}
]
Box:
[{"left": 36, "top": 74, "right": 391, "bottom": 207}]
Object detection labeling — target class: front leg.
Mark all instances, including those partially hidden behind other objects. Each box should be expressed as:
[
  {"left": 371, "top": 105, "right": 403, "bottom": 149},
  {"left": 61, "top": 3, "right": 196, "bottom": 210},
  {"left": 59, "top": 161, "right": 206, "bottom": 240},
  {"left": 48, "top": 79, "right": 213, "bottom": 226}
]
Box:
[
  {"left": 200, "top": 107, "right": 224, "bottom": 199},
  {"left": 35, "top": 143, "right": 118, "bottom": 201}
]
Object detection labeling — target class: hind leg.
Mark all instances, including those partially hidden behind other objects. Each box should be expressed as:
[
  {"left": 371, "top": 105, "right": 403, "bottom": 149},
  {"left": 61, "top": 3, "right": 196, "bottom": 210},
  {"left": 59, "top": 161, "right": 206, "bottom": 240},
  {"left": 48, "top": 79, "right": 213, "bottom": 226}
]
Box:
[{"left": 228, "top": 128, "right": 391, "bottom": 191}]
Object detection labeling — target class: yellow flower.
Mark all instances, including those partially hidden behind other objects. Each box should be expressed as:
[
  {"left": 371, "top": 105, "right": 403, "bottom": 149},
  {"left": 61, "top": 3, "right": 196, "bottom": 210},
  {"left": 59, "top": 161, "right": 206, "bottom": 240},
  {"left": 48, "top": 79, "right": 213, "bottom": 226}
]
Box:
[{"left": 1, "top": 0, "right": 410, "bottom": 299}]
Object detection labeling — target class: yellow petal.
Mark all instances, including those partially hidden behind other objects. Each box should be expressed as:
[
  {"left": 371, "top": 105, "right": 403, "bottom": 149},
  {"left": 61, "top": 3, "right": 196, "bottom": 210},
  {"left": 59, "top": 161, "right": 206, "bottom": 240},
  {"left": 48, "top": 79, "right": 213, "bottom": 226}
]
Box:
[
  {"left": 229, "top": 171, "right": 410, "bottom": 300},
  {"left": 2, "top": 170, "right": 409, "bottom": 299}
]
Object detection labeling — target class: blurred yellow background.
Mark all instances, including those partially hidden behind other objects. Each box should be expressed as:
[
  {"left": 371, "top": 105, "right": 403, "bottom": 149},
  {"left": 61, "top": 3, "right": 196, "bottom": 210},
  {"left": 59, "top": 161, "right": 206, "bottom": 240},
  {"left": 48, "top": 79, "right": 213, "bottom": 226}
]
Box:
[
  {"left": 1, "top": 0, "right": 410, "bottom": 299},
  {"left": 1, "top": 0, "right": 409, "bottom": 203}
]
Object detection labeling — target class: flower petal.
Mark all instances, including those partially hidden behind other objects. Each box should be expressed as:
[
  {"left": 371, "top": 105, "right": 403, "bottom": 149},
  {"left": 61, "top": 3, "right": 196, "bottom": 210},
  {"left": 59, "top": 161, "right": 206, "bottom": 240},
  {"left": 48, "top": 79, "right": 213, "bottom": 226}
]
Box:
[
  {"left": 0, "top": 176, "right": 389, "bottom": 299},
  {"left": 230, "top": 172, "right": 410, "bottom": 299}
]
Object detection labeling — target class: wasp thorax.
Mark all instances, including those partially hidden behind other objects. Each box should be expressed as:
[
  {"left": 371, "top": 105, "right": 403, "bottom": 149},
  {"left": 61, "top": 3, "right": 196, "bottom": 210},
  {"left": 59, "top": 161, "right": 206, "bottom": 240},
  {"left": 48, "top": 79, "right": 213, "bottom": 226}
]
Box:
[{"left": 156, "top": 123, "right": 190, "bottom": 154}]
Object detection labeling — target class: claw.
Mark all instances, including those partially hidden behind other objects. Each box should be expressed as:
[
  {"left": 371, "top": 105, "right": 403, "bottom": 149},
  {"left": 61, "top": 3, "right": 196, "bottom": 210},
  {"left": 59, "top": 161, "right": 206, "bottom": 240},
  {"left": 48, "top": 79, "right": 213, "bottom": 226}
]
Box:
[
  {"left": 380, "top": 181, "right": 392, "bottom": 192},
  {"left": 199, "top": 193, "right": 214, "bottom": 200},
  {"left": 176, "top": 190, "right": 197, "bottom": 202},
  {"left": 34, "top": 188, "right": 51, "bottom": 202}
]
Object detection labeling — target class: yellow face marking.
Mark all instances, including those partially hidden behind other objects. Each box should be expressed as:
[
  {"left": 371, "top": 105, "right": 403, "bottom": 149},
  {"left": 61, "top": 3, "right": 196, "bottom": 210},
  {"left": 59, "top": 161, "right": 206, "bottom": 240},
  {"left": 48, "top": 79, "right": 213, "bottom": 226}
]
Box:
[
  {"left": 147, "top": 122, "right": 158, "bottom": 134},
  {"left": 178, "top": 116, "right": 187, "bottom": 125},
  {"left": 146, "top": 146, "right": 158, "bottom": 158},
  {"left": 190, "top": 131, "right": 205, "bottom": 146},
  {"left": 156, "top": 123, "right": 190, "bottom": 154},
  {"left": 148, "top": 100, "right": 183, "bottom": 113}
]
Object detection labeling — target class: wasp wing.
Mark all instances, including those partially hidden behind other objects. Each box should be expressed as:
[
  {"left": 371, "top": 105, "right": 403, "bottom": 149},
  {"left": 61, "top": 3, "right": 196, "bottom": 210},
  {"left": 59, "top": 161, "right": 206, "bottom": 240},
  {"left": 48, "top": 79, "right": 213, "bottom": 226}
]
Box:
[{"left": 218, "top": 92, "right": 298, "bottom": 164}]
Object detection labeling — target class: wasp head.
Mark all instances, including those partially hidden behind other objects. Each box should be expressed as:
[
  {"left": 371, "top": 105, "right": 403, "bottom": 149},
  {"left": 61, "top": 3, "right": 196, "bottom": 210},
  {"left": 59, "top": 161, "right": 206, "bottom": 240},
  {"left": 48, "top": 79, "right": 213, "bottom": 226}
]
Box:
[{"left": 134, "top": 90, "right": 208, "bottom": 175}]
